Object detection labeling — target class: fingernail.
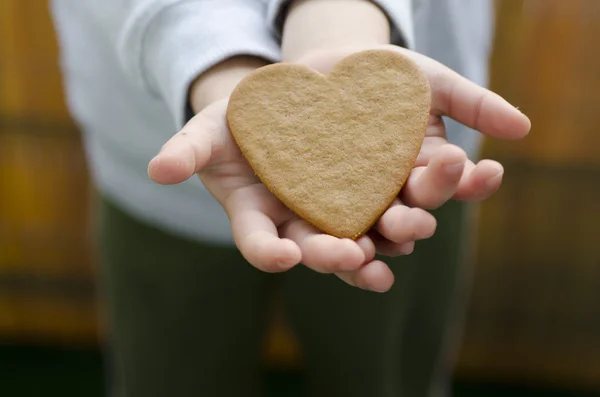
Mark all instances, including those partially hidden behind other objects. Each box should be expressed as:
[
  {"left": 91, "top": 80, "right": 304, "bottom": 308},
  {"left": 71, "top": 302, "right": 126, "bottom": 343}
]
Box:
[
  {"left": 148, "top": 155, "right": 161, "bottom": 171},
  {"left": 485, "top": 170, "right": 504, "bottom": 188},
  {"left": 444, "top": 162, "right": 463, "bottom": 174},
  {"left": 276, "top": 260, "right": 297, "bottom": 271}
]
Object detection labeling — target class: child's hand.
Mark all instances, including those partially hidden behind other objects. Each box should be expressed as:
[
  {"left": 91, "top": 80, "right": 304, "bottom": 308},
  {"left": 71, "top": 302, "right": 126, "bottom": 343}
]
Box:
[
  {"left": 296, "top": 45, "right": 531, "bottom": 209},
  {"left": 148, "top": 95, "right": 437, "bottom": 293},
  {"left": 147, "top": 45, "right": 530, "bottom": 293}
]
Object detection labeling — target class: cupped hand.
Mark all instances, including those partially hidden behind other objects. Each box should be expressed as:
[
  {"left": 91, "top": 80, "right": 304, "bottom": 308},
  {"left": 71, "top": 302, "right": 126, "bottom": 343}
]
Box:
[
  {"left": 148, "top": 46, "right": 530, "bottom": 293},
  {"left": 298, "top": 45, "right": 531, "bottom": 208}
]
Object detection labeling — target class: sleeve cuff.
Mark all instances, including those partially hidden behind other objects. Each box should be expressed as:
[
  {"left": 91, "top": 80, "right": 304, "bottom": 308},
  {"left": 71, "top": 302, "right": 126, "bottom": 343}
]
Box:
[
  {"left": 266, "top": 0, "right": 415, "bottom": 49},
  {"left": 118, "top": 1, "right": 281, "bottom": 129},
  {"left": 266, "top": 0, "right": 290, "bottom": 39},
  {"left": 370, "top": 0, "right": 415, "bottom": 49}
]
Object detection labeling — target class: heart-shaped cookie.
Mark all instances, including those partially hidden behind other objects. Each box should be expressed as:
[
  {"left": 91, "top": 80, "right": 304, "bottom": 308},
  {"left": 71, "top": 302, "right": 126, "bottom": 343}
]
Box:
[{"left": 226, "top": 49, "right": 431, "bottom": 239}]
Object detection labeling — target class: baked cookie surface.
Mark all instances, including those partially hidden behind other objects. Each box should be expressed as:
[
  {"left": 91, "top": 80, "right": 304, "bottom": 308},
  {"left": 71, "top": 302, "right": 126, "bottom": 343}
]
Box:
[{"left": 227, "top": 49, "right": 431, "bottom": 239}]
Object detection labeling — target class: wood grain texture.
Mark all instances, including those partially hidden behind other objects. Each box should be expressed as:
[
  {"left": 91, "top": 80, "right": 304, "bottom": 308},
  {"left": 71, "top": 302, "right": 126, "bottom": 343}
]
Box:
[
  {"left": 0, "top": 0, "right": 71, "bottom": 123},
  {"left": 483, "top": 0, "right": 600, "bottom": 167},
  {"left": 456, "top": 0, "right": 600, "bottom": 391},
  {"left": 0, "top": 0, "right": 101, "bottom": 345}
]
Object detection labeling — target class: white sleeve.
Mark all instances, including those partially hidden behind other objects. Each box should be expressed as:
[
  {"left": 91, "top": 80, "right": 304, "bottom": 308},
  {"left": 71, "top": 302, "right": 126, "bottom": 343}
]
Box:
[{"left": 68, "top": 0, "right": 281, "bottom": 128}]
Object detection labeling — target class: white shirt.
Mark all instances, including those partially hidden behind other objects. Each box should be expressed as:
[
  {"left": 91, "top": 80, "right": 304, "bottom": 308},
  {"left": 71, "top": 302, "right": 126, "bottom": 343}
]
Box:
[{"left": 49, "top": 0, "right": 494, "bottom": 244}]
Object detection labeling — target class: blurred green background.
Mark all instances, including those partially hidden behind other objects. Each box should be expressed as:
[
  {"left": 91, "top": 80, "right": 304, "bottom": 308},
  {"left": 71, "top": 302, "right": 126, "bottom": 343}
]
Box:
[{"left": 1, "top": 1, "right": 600, "bottom": 396}]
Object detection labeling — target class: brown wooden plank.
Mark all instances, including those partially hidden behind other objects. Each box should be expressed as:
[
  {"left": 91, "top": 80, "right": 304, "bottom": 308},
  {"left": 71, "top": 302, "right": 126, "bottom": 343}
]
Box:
[
  {"left": 0, "top": 0, "right": 72, "bottom": 122},
  {"left": 457, "top": 162, "right": 600, "bottom": 389},
  {"left": 456, "top": 1, "right": 600, "bottom": 389},
  {"left": 484, "top": 0, "right": 600, "bottom": 168},
  {"left": 0, "top": 132, "right": 93, "bottom": 277}
]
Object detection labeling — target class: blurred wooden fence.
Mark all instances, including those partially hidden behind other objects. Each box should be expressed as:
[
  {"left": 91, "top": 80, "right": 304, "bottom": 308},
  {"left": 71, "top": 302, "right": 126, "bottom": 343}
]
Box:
[
  {"left": 0, "top": 1, "right": 100, "bottom": 345},
  {"left": 457, "top": 0, "right": 600, "bottom": 390},
  {"left": 1, "top": 0, "right": 599, "bottom": 391}
]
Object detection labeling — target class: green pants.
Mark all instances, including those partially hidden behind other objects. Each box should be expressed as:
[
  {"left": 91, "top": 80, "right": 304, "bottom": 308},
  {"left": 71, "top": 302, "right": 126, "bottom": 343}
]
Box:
[{"left": 98, "top": 197, "right": 472, "bottom": 397}]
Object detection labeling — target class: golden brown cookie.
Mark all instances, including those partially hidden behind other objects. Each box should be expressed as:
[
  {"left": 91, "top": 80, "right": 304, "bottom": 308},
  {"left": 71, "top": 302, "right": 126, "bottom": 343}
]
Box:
[{"left": 226, "top": 49, "right": 431, "bottom": 239}]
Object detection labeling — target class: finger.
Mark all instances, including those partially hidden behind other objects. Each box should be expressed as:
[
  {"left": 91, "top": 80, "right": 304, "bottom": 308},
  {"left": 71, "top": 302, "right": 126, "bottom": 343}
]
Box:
[
  {"left": 280, "top": 219, "right": 366, "bottom": 273},
  {"left": 336, "top": 260, "right": 395, "bottom": 293},
  {"left": 414, "top": 136, "right": 449, "bottom": 167},
  {"left": 413, "top": 114, "right": 447, "bottom": 168},
  {"left": 227, "top": 188, "right": 302, "bottom": 273},
  {"left": 453, "top": 159, "right": 504, "bottom": 202},
  {"left": 425, "top": 114, "right": 447, "bottom": 138},
  {"left": 376, "top": 200, "right": 436, "bottom": 244},
  {"left": 387, "top": 45, "right": 531, "bottom": 139},
  {"left": 356, "top": 235, "right": 377, "bottom": 263},
  {"left": 376, "top": 241, "right": 415, "bottom": 257},
  {"left": 425, "top": 60, "right": 531, "bottom": 140},
  {"left": 369, "top": 230, "right": 416, "bottom": 257},
  {"left": 402, "top": 144, "right": 467, "bottom": 209},
  {"left": 148, "top": 100, "right": 229, "bottom": 185},
  {"left": 302, "top": 46, "right": 531, "bottom": 140}
]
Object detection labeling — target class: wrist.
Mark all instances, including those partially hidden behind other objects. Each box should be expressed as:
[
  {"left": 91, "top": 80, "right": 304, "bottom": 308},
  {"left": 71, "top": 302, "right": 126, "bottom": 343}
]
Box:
[
  {"left": 189, "top": 56, "right": 268, "bottom": 113},
  {"left": 281, "top": 0, "right": 391, "bottom": 62}
]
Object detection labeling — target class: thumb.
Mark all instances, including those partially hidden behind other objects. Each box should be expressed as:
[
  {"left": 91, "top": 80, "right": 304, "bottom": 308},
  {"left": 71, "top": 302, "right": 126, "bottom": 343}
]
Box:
[{"left": 148, "top": 99, "right": 229, "bottom": 185}]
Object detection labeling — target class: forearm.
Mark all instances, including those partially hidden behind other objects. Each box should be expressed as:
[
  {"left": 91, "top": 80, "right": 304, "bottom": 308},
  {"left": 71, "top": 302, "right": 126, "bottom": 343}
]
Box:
[{"left": 281, "top": 0, "right": 391, "bottom": 62}]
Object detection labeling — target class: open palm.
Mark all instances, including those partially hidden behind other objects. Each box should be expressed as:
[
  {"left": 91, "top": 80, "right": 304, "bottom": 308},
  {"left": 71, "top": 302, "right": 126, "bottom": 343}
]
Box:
[{"left": 148, "top": 46, "right": 530, "bottom": 292}]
